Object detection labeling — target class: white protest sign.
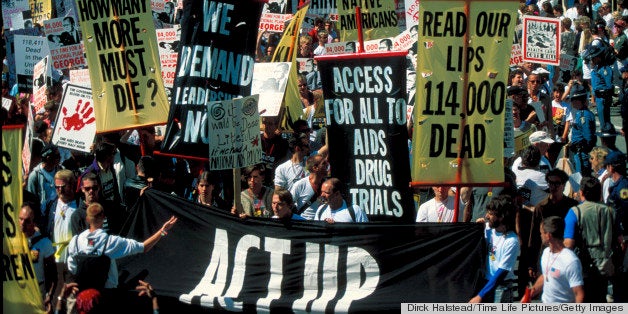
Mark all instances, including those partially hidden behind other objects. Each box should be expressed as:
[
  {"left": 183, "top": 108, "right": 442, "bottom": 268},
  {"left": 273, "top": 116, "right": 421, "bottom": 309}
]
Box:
[
  {"left": 51, "top": 84, "right": 96, "bottom": 152},
  {"left": 208, "top": 95, "right": 262, "bottom": 170}
]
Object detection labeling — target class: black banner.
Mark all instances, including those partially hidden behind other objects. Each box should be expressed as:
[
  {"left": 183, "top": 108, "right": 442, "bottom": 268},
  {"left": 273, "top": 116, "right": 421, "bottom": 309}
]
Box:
[
  {"left": 316, "top": 52, "right": 415, "bottom": 222},
  {"left": 160, "top": 0, "right": 264, "bottom": 158},
  {"left": 117, "top": 190, "right": 485, "bottom": 312}
]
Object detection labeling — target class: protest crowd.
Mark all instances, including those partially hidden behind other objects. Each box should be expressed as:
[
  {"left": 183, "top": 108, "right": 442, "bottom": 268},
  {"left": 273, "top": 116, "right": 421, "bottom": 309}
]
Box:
[{"left": 1, "top": 0, "right": 628, "bottom": 312}]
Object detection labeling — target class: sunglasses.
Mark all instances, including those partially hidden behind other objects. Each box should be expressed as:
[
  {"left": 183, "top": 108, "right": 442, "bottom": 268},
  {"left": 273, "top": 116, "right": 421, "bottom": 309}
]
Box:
[{"left": 83, "top": 186, "right": 99, "bottom": 191}]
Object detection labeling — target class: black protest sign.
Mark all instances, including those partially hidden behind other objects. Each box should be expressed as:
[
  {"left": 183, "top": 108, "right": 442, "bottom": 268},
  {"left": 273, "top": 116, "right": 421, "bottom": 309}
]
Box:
[
  {"left": 317, "top": 52, "right": 414, "bottom": 222},
  {"left": 118, "top": 189, "right": 485, "bottom": 312},
  {"left": 160, "top": 0, "right": 264, "bottom": 158}
]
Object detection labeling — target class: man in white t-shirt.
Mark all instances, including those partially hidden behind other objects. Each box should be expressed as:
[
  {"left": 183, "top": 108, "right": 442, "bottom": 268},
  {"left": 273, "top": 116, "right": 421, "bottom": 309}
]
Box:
[
  {"left": 529, "top": 216, "right": 585, "bottom": 302},
  {"left": 512, "top": 145, "right": 550, "bottom": 207},
  {"left": 314, "top": 178, "right": 369, "bottom": 223},
  {"left": 416, "top": 186, "right": 460, "bottom": 222}
]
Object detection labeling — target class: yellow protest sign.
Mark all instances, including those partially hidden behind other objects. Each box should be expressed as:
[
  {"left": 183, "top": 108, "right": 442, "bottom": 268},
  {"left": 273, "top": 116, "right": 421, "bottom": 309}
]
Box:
[
  {"left": 337, "top": 0, "right": 400, "bottom": 42},
  {"left": 411, "top": 0, "right": 518, "bottom": 185},
  {"left": 29, "top": 0, "right": 53, "bottom": 25},
  {"left": 76, "top": 0, "right": 169, "bottom": 132},
  {"left": 272, "top": 5, "right": 309, "bottom": 127},
  {"left": 3, "top": 126, "right": 44, "bottom": 314}
]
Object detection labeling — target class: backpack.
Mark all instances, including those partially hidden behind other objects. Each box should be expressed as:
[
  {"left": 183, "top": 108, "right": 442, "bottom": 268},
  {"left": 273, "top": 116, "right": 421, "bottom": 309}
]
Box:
[
  {"left": 72, "top": 234, "right": 111, "bottom": 290},
  {"left": 572, "top": 205, "right": 615, "bottom": 277}
]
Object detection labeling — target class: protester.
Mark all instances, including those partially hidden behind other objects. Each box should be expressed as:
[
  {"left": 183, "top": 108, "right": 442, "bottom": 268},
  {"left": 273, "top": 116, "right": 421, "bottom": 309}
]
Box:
[
  {"left": 67, "top": 203, "right": 177, "bottom": 289},
  {"left": 564, "top": 176, "right": 616, "bottom": 302},
  {"left": 40, "top": 169, "right": 78, "bottom": 303},
  {"left": 27, "top": 143, "right": 62, "bottom": 215},
  {"left": 271, "top": 188, "right": 305, "bottom": 221},
  {"left": 234, "top": 164, "right": 274, "bottom": 218},
  {"left": 70, "top": 173, "right": 103, "bottom": 235},
  {"left": 529, "top": 216, "right": 585, "bottom": 302},
  {"left": 527, "top": 169, "right": 579, "bottom": 281},
  {"left": 260, "top": 116, "right": 289, "bottom": 186},
  {"left": 124, "top": 156, "right": 156, "bottom": 209},
  {"left": 314, "top": 178, "right": 369, "bottom": 223},
  {"left": 19, "top": 204, "right": 57, "bottom": 307},
  {"left": 274, "top": 132, "right": 310, "bottom": 192},
  {"left": 80, "top": 142, "right": 125, "bottom": 234},
  {"left": 290, "top": 154, "right": 328, "bottom": 220},
  {"left": 416, "top": 186, "right": 460, "bottom": 223},
  {"left": 469, "top": 195, "right": 519, "bottom": 303},
  {"left": 191, "top": 170, "right": 228, "bottom": 210}
]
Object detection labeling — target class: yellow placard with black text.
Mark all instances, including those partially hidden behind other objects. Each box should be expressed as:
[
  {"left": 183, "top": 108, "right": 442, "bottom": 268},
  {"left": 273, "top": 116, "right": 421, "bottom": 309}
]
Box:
[
  {"left": 75, "top": 0, "right": 170, "bottom": 132},
  {"left": 337, "top": 0, "right": 399, "bottom": 42},
  {"left": 411, "top": 0, "right": 518, "bottom": 184},
  {"left": 3, "top": 126, "right": 44, "bottom": 314},
  {"left": 272, "top": 4, "right": 309, "bottom": 127}
]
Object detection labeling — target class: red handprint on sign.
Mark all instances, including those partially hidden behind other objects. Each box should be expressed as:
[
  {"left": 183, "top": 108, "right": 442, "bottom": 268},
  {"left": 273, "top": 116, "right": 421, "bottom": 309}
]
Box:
[{"left": 62, "top": 100, "right": 95, "bottom": 131}]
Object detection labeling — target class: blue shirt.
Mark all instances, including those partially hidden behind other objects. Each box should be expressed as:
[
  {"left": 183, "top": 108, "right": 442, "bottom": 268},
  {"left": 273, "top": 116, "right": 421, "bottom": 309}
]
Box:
[
  {"left": 571, "top": 108, "right": 595, "bottom": 145},
  {"left": 590, "top": 64, "right": 613, "bottom": 91}
]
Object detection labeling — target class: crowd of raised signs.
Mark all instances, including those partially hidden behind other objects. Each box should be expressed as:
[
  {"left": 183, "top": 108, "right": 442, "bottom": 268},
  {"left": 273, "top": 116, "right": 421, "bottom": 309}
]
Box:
[{"left": 1, "top": 0, "right": 628, "bottom": 310}]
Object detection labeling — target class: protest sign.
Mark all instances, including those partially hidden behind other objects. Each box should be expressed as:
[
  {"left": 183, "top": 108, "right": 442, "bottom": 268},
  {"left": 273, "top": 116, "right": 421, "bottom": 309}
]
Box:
[
  {"left": 160, "top": 0, "right": 264, "bottom": 158},
  {"left": 412, "top": 0, "right": 517, "bottom": 185},
  {"left": 76, "top": 0, "right": 170, "bottom": 132},
  {"left": 70, "top": 68, "right": 91, "bottom": 87},
  {"left": 252, "top": 62, "right": 291, "bottom": 117},
  {"left": 522, "top": 16, "right": 560, "bottom": 66},
  {"left": 2, "top": 98, "right": 13, "bottom": 112},
  {"left": 51, "top": 84, "right": 96, "bottom": 153},
  {"left": 44, "top": 17, "right": 86, "bottom": 71},
  {"left": 337, "top": 0, "right": 399, "bottom": 42},
  {"left": 1, "top": 0, "right": 30, "bottom": 29},
  {"left": 118, "top": 189, "right": 484, "bottom": 312},
  {"left": 3, "top": 126, "right": 43, "bottom": 314},
  {"left": 32, "top": 56, "right": 49, "bottom": 114},
  {"left": 504, "top": 99, "right": 515, "bottom": 158},
  {"left": 3, "top": 28, "right": 41, "bottom": 88},
  {"left": 22, "top": 108, "right": 35, "bottom": 177},
  {"left": 510, "top": 43, "right": 523, "bottom": 66},
  {"left": 405, "top": 0, "right": 420, "bottom": 29},
  {"left": 307, "top": 0, "right": 337, "bottom": 16},
  {"left": 14, "top": 35, "right": 50, "bottom": 94},
  {"left": 259, "top": 12, "right": 292, "bottom": 33},
  {"left": 29, "top": 0, "right": 52, "bottom": 25},
  {"left": 393, "top": 29, "right": 415, "bottom": 51},
  {"left": 156, "top": 26, "right": 180, "bottom": 100},
  {"left": 317, "top": 52, "right": 414, "bottom": 222},
  {"left": 271, "top": 5, "right": 309, "bottom": 128},
  {"left": 207, "top": 95, "right": 262, "bottom": 170}
]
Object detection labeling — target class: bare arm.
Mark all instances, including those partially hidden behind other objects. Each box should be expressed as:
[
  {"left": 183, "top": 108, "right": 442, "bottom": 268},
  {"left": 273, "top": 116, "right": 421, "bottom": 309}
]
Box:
[
  {"left": 573, "top": 285, "right": 584, "bottom": 303},
  {"left": 143, "top": 216, "right": 177, "bottom": 253},
  {"left": 529, "top": 275, "right": 544, "bottom": 299},
  {"left": 564, "top": 238, "right": 575, "bottom": 249}
]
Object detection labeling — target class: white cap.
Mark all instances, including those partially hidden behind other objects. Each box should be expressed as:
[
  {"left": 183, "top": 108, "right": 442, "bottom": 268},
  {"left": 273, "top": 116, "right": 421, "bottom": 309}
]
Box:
[{"left": 529, "top": 131, "right": 554, "bottom": 144}]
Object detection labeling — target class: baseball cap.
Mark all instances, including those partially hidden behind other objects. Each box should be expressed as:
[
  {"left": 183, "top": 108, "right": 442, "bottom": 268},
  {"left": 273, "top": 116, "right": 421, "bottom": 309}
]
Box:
[
  {"left": 603, "top": 151, "right": 627, "bottom": 166},
  {"left": 529, "top": 131, "right": 555, "bottom": 144}
]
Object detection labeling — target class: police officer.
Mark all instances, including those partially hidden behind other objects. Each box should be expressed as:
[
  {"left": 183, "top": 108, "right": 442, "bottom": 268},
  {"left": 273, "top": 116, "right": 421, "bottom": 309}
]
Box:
[{"left": 568, "top": 84, "right": 597, "bottom": 176}]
